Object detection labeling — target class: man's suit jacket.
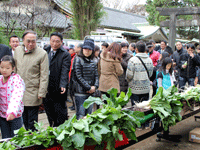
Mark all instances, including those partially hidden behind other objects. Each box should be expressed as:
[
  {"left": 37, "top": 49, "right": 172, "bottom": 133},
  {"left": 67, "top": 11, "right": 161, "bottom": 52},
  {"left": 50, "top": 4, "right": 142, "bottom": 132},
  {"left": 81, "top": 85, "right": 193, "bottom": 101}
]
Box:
[{"left": 0, "top": 44, "right": 12, "bottom": 59}]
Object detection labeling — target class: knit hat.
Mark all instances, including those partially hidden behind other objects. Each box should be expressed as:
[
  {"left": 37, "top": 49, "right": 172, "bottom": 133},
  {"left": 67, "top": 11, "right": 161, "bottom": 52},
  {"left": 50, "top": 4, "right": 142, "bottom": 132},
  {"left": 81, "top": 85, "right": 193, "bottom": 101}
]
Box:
[{"left": 82, "top": 39, "right": 94, "bottom": 50}]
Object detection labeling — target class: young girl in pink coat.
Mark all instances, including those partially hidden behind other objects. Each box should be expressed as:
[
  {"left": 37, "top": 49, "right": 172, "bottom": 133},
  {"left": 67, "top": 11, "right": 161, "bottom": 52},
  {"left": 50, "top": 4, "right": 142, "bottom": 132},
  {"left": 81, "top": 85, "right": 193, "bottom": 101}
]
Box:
[{"left": 0, "top": 55, "right": 25, "bottom": 139}]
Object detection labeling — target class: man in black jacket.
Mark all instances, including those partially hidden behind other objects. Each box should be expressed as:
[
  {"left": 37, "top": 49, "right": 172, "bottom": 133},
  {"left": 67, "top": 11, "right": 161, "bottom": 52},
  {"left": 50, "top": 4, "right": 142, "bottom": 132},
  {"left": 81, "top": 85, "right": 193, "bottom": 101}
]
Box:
[
  {"left": 0, "top": 44, "right": 11, "bottom": 60},
  {"left": 178, "top": 44, "right": 200, "bottom": 89},
  {"left": 43, "top": 32, "right": 71, "bottom": 127}
]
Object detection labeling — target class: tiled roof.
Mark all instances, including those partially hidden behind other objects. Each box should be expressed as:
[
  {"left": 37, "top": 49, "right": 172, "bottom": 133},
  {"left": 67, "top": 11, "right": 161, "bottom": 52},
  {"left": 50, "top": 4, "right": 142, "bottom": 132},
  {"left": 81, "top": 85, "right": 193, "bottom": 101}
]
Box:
[
  {"left": 101, "top": 7, "right": 148, "bottom": 32},
  {"left": 0, "top": 9, "right": 70, "bottom": 29}
]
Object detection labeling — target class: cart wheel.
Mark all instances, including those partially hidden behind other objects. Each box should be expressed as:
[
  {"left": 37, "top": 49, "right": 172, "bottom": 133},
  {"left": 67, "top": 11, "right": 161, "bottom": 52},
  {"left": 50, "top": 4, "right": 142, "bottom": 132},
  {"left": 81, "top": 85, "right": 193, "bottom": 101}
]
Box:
[{"left": 156, "top": 138, "right": 161, "bottom": 142}]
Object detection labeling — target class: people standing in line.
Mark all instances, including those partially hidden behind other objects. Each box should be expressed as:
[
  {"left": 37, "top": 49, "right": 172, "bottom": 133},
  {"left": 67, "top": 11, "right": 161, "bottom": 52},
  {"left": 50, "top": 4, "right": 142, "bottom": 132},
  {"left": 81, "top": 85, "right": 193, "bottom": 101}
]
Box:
[
  {"left": 126, "top": 41, "right": 153, "bottom": 106},
  {"left": 98, "top": 42, "right": 123, "bottom": 96},
  {"left": 0, "top": 43, "right": 12, "bottom": 60},
  {"left": 119, "top": 43, "right": 132, "bottom": 93},
  {"left": 146, "top": 42, "right": 160, "bottom": 97},
  {"left": 178, "top": 44, "right": 200, "bottom": 90},
  {"left": 68, "top": 44, "right": 76, "bottom": 80},
  {"left": 158, "top": 40, "right": 167, "bottom": 54},
  {"left": 147, "top": 42, "right": 160, "bottom": 67},
  {"left": 9, "top": 35, "right": 20, "bottom": 57},
  {"left": 68, "top": 43, "right": 83, "bottom": 111},
  {"left": 101, "top": 42, "right": 109, "bottom": 52},
  {"left": 74, "top": 43, "right": 83, "bottom": 55},
  {"left": 14, "top": 30, "right": 49, "bottom": 131},
  {"left": 172, "top": 41, "right": 187, "bottom": 82},
  {"left": 195, "top": 47, "right": 200, "bottom": 85},
  {"left": 73, "top": 39, "right": 99, "bottom": 120},
  {"left": 0, "top": 55, "right": 25, "bottom": 139},
  {"left": 129, "top": 43, "right": 136, "bottom": 56},
  {"left": 43, "top": 32, "right": 71, "bottom": 127},
  {"left": 93, "top": 45, "right": 100, "bottom": 65},
  {"left": 157, "top": 57, "right": 176, "bottom": 90}
]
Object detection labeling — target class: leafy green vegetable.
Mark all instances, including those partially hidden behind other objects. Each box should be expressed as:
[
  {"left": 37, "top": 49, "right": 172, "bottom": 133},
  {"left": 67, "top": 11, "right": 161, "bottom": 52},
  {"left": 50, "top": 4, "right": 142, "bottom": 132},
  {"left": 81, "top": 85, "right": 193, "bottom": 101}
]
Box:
[
  {"left": 0, "top": 141, "right": 16, "bottom": 150},
  {"left": 150, "top": 86, "right": 183, "bottom": 131},
  {"left": 11, "top": 122, "right": 55, "bottom": 148}
]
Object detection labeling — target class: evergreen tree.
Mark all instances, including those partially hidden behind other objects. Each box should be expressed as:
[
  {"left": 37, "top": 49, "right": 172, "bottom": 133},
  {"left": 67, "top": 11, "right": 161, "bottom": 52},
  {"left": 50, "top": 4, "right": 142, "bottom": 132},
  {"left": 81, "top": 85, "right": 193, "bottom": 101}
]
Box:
[{"left": 70, "top": 0, "right": 104, "bottom": 40}]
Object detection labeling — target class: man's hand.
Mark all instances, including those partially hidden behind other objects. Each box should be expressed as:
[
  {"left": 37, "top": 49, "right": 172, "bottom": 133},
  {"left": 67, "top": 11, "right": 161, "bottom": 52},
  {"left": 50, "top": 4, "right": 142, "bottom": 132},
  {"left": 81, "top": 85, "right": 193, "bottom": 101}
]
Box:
[
  {"left": 182, "top": 64, "right": 187, "bottom": 69},
  {"left": 61, "top": 87, "right": 66, "bottom": 94},
  {"left": 7, "top": 114, "right": 15, "bottom": 121},
  {"left": 87, "top": 86, "right": 96, "bottom": 94}
]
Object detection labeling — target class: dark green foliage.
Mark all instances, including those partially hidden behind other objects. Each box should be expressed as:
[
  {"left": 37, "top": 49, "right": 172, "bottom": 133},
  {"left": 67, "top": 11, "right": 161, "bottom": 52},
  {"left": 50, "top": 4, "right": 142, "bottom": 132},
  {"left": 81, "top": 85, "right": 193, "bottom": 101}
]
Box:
[{"left": 70, "top": 0, "right": 105, "bottom": 40}]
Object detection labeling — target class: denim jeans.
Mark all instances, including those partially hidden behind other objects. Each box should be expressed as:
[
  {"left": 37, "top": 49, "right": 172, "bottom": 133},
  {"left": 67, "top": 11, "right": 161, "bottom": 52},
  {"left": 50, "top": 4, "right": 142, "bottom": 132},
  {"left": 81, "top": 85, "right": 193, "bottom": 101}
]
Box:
[
  {"left": 0, "top": 116, "right": 23, "bottom": 139},
  {"left": 75, "top": 95, "right": 93, "bottom": 120},
  {"left": 179, "top": 76, "right": 195, "bottom": 90}
]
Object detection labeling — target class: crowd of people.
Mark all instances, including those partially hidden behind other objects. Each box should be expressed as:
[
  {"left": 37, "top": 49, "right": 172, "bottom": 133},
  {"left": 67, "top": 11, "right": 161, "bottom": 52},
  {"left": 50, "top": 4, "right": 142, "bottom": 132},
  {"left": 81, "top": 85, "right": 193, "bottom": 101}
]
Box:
[{"left": 0, "top": 30, "right": 200, "bottom": 139}]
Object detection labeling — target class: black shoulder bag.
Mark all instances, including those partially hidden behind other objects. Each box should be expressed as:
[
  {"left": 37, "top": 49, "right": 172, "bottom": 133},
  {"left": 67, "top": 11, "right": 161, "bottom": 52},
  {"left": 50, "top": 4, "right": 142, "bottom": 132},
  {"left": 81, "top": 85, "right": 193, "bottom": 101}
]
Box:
[{"left": 136, "top": 56, "right": 150, "bottom": 79}]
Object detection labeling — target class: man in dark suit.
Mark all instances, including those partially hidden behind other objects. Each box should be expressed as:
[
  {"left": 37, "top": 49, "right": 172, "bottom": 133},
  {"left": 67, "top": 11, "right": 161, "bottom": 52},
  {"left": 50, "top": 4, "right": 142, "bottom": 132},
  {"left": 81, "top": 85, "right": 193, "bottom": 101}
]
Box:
[
  {"left": 9, "top": 35, "right": 20, "bottom": 56},
  {"left": 0, "top": 44, "right": 12, "bottom": 60},
  {"left": 43, "top": 32, "right": 71, "bottom": 127}
]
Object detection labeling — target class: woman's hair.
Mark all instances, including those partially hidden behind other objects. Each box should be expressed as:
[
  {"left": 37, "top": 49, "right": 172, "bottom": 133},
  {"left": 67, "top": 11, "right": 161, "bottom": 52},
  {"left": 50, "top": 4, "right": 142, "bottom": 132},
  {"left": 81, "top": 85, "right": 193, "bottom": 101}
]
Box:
[
  {"left": 159, "top": 57, "right": 173, "bottom": 75},
  {"left": 94, "top": 45, "right": 100, "bottom": 52},
  {"left": 103, "top": 42, "right": 122, "bottom": 61},
  {"left": 78, "top": 47, "right": 95, "bottom": 59},
  {"left": 160, "top": 51, "right": 169, "bottom": 62},
  {"left": 186, "top": 44, "right": 195, "bottom": 50},
  {"left": 101, "top": 42, "right": 109, "bottom": 48},
  {"left": 0, "top": 55, "right": 15, "bottom": 68}
]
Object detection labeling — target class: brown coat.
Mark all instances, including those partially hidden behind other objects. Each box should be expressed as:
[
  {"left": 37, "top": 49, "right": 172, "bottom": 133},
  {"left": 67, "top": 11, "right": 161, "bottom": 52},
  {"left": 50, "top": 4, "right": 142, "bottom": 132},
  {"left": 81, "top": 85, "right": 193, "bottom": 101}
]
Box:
[
  {"left": 98, "top": 52, "right": 123, "bottom": 93},
  {"left": 14, "top": 45, "right": 49, "bottom": 106}
]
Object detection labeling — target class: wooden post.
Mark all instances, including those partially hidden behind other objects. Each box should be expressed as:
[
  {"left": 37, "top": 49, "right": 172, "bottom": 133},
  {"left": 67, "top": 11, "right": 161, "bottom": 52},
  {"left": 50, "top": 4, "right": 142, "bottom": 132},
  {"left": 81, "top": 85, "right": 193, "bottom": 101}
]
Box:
[
  {"left": 156, "top": 7, "right": 200, "bottom": 52},
  {"left": 169, "top": 14, "right": 176, "bottom": 52}
]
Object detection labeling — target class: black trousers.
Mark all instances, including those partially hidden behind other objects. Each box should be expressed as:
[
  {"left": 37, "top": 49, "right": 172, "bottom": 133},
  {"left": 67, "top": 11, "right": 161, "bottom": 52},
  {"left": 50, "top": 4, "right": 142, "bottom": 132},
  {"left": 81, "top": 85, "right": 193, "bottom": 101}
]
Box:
[
  {"left": 43, "top": 92, "right": 68, "bottom": 127},
  {"left": 22, "top": 106, "right": 39, "bottom": 131}
]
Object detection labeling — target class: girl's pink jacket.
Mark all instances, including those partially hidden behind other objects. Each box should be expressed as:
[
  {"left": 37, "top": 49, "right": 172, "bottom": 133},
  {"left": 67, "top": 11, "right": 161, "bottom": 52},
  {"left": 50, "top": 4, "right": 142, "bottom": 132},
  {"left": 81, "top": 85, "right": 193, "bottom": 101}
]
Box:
[{"left": 0, "top": 73, "right": 25, "bottom": 119}]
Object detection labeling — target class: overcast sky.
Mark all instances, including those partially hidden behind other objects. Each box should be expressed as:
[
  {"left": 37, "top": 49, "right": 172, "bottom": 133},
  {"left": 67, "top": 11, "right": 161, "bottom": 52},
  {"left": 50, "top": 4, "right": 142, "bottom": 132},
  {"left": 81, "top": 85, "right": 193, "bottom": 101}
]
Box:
[{"left": 103, "top": 0, "right": 147, "bottom": 10}]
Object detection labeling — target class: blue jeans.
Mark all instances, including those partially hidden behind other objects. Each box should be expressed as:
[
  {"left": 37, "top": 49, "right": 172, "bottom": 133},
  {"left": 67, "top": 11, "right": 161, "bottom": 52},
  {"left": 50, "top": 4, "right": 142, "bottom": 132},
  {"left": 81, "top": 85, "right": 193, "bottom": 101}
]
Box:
[
  {"left": 179, "top": 77, "right": 195, "bottom": 90},
  {"left": 0, "top": 116, "right": 23, "bottom": 139},
  {"left": 75, "top": 95, "right": 93, "bottom": 120}
]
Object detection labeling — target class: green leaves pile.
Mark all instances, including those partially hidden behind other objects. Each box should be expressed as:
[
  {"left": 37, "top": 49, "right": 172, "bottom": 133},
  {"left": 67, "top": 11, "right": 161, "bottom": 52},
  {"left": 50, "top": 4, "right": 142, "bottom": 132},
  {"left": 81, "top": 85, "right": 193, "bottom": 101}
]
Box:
[
  {"left": 10, "top": 122, "right": 55, "bottom": 148},
  {"left": 178, "top": 87, "right": 200, "bottom": 102},
  {"left": 5, "top": 88, "right": 143, "bottom": 150},
  {"left": 0, "top": 141, "right": 16, "bottom": 150},
  {"left": 150, "top": 86, "right": 183, "bottom": 131},
  {"left": 53, "top": 88, "right": 144, "bottom": 150}
]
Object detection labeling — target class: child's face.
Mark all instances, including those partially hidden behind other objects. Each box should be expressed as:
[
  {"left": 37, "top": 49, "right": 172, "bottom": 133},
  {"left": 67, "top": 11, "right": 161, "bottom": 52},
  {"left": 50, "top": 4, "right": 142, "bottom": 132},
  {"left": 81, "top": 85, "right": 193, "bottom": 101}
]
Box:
[
  {"left": 0, "top": 61, "right": 14, "bottom": 78},
  {"left": 166, "top": 63, "right": 172, "bottom": 70}
]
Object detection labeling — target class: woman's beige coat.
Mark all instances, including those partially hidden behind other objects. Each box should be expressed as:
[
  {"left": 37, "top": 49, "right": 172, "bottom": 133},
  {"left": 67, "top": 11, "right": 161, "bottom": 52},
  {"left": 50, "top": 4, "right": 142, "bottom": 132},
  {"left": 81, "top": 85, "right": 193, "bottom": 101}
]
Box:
[{"left": 98, "top": 52, "right": 123, "bottom": 93}]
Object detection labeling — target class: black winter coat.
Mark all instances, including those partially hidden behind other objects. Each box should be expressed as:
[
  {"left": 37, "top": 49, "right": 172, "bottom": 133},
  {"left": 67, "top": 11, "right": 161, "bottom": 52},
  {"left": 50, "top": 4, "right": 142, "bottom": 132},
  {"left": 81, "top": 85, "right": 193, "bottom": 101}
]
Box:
[
  {"left": 178, "top": 53, "right": 200, "bottom": 78},
  {"left": 0, "top": 44, "right": 12, "bottom": 59},
  {"left": 74, "top": 56, "right": 99, "bottom": 94},
  {"left": 119, "top": 53, "right": 132, "bottom": 92},
  {"left": 45, "top": 45, "right": 71, "bottom": 93},
  {"left": 172, "top": 48, "right": 187, "bottom": 71}
]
